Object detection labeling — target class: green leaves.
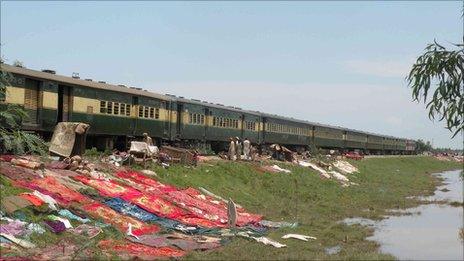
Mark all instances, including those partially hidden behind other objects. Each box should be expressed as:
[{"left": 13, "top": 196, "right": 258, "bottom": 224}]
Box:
[
  {"left": 407, "top": 41, "right": 464, "bottom": 138},
  {"left": 0, "top": 69, "right": 47, "bottom": 155}
]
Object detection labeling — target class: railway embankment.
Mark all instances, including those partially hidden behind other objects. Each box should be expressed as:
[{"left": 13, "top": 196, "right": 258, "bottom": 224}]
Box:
[
  {"left": 143, "top": 156, "right": 461, "bottom": 259},
  {"left": 0, "top": 155, "right": 461, "bottom": 259}
]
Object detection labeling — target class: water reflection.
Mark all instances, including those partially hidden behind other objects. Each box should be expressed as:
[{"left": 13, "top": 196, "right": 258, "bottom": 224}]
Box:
[{"left": 345, "top": 170, "right": 463, "bottom": 260}]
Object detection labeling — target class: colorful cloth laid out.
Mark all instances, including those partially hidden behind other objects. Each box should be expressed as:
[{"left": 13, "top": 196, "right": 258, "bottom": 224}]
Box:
[
  {"left": 43, "top": 220, "right": 66, "bottom": 233},
  {"left": 0, "top": 155, "right": 14, "bottom": 162},
  {"left": 0, "top": 219, "right": 27, "bottom": 237},
  {"left": 73, "top": 175, "right": 141, "bottom": 198},
  {"left": 98, "top": 239, "right": 185, "bottom": 259},
  {"left": 69, "top": 224, "right": 102, "bottom": 239},
  {"left": 58, "top": 209, "right": 90, "bottom": 224},
  {"left": 128, "top": 234, "right": 222, "bottom": 251},
  {"left": 14, "top": 176, "right": 88, "bottom": 207},
  {"left": 117, "top": 171, "right": 262, "bottom": 226},
  {"left": 44, "top": 161, "right": 69, "bottom": 170},
  {"left": 47, "top": 215, "right": 73, "bottom": 229},
  {"left": 0, "top": 164, "right": 42, "bottom": 181},
  {"left": 43, "top": 169, "right": 88, "bottom": 191},
  {"left": 1, "top": 196, "right": 32, "bottom": 214},
  {"left": 104, "top": 198, "right": 198, "bottom": 233},
  {"left": 81, "top": 202, "right": 159, "bottom": 236},
  {"left": 116, "top": 171, "right": 177, "bottom": 193},
  {"left": 31, "top": 239, "right": 90, "bottom": 260},
  {"left": 19, "top": 193, "right": 44, "bottom": 206}
]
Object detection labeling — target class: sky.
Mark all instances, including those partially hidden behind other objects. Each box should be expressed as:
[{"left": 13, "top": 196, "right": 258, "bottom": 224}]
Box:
[{"left": 1, "top": 1, "right": 462, "bottom": 149}]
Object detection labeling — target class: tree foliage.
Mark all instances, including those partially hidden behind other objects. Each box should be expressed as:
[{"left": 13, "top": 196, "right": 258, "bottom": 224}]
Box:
[
  {"left": 407, "top": 41, "right": 463, "bottom": 138},
  {"left": 415, "top": 139, "right": 433, "bottom": 153},
  {"left": 0, "top": 69, "right": 47, "bottom": 155}
]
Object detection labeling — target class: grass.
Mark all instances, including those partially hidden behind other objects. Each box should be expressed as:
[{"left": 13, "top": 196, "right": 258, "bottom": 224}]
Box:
[
  {"left": 0, "top": 156, "right": 460, "bottom": 260},
  {"left": 143, "top": 156, "right": 461, "bottom": 260}
]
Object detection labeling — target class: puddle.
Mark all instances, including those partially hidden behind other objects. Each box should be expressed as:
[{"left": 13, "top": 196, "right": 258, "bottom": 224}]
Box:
[{"left": 344, "top": 169, "right": 463, "bottom": 260}]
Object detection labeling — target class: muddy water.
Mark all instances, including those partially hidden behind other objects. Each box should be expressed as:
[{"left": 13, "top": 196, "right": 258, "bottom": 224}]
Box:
[{"left": 346, "top": 170, "right": 463, "bottom": 260}]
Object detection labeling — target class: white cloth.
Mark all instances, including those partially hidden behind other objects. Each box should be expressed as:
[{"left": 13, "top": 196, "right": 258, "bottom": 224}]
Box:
[
  {"left": 243, "top": 140, "right": 251, "bottom": 160},
  {"left": 32, "top": 190, "right": 58, "bottom": 210},
  {"left": 252, "top": 236, "right": 286, "bottom": 248},
  {"left": 299, "top": 161, "right": 331, "bottom": 179},
  {"left": 282, "top": 234, "right": 317, "bottom": 241},
  {"left": 271, "top": 165, "right": 291, "bottom": 173}
]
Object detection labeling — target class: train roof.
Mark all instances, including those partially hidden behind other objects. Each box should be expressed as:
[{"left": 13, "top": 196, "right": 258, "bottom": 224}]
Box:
[
  {"left": 1, "top": 63, "right": 414, "bottom": 142},
  {"left": 1, "top": 63, "right": 173, "bottom": 102}
]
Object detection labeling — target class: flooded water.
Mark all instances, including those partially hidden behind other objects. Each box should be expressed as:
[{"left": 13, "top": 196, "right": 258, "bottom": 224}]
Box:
[{"left": 345, "top": 169, "right": 464, "bottom": 260}]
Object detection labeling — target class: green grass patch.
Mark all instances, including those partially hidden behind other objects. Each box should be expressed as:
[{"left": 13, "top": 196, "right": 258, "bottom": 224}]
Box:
[{"left": 144, "top": 156, "right": 460, "bottom": 260}]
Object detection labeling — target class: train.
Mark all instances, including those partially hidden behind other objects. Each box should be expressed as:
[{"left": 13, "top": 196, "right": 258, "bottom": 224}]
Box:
[{"left": 0, "top": 63, "right": 417, "bottom": 154}]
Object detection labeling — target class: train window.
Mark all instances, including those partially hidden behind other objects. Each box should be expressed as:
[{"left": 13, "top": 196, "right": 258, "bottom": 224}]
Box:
[
  {"left": 100, "top": 101, "right": 107, "bottom": 113},
  {"left": 126, "top": 104, "right": 131, "bottom": 116},
  {"left": 138, "top": 106, "right": 144, "bottom": 117},
  {"left": 212, "top": 117, "right": 216, "bottom": 126},
  {"left": 120, "top": 104, "right": 126, "bottom": 115},
  {"left": 107, "top": 102, "right": 113, "bottom": 114},
  {"left": 149, "top": 107, "right": 154, "bottom": 118},
  {"left": 114, "top": 103, "right": 119, "bottom": 115},
  {"left": 189, "top": 113, "right": 193, "bottom": 123},
  {"left": 144, "top": 106, "right": 149, "bottom": 118},
  {"left": 200, "top": 115, "right": 205, "bottom": 124},
  {"left": 155, "top": 108, "right": 160, "bottom": 119}
]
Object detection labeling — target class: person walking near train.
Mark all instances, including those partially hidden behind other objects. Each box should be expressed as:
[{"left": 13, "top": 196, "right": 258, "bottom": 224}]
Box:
[
  {"left": 228, "top": 137, "right": 236, "bottom": 160},
  {"left": 243, "top": 137, "right": 251, "bottom": 160},
  {"left": 235, "top": 137, "right": 242, "bottom": 160}
]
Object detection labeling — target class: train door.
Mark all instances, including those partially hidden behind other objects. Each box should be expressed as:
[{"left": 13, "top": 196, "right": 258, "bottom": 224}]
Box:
[
  {"left": 24, "top": 79, "right": 40, "bottom": 125},
  {"left": 57, "top": 85, "right": 71, "bottom": 123},
  {"left": 240, "top": 114, "right": 244, "bottom": 139},
  {"left": 204, "top": 108, "right": 210, "bottom": 139},
  {"left": 162, "top": 101, "right": 170, "bottom": 138},
  {"left": 131, "top": 96, "right": 139, "bottom": 135},
  {"left": 176, "top": 103, "right": 183, "bottom": 137}
]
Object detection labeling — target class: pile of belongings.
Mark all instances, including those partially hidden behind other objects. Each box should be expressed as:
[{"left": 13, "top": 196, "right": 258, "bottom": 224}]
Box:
[
  {"left": 0, "top": 154, "right": 294, "bottom": 259},
  {"left": 159, "top": 146, "right": 197, "bottom": 166},
  {"left": 269, "top": 144, "right": 296, "bottom": 162}
]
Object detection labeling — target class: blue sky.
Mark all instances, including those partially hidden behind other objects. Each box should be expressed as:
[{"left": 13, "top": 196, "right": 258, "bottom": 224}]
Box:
[{"left": 1, "top": 1, "right": 462, "bottom": 148}]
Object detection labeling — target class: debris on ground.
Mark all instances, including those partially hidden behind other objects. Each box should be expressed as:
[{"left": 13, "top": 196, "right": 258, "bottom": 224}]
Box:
[
  {"left": 260, "top": 164, "right": 292, "bottom": 174},
  {"left": 0, "top": 153, "right": 305, "bottom": 259},
  {"left": 281, "top": 233, "right": 317, "bottom": 241},
  {"left": 333, "top": 160, "right": 358, "bottom": 174}
]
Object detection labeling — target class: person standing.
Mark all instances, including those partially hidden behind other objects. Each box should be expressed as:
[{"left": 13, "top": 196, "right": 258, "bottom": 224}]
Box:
[
  {"left": 235, "top": 137, "right": 242, "bottom": 160},
  {"left": 243, "top": 137, "right": 251, "bottom": 160},
  {"left": 228, "top": 137, "right": 236, "bottom": 160}
]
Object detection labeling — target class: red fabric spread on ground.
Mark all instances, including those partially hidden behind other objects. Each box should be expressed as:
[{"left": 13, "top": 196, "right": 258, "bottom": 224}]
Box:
[
  {"left": 82, "top": 202, "right": 159, "bottom": 236},
  {"left": 14, "top": 176, "right": 89, "bottom": 206},
  {"left": 19, "top": 193, "right": 44, "bottom": 206},
  {"left": 117, "top": 171, "right": 262, "bottom": 226},
  {"left": 98, "top": 239, "right": 185, "bottom": 259},
  {"left": 116, "top": 171, "right": 177, "bottom": 193},
  {"left": 73, "top": 175, "right": 141, "bottom": 198}
]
